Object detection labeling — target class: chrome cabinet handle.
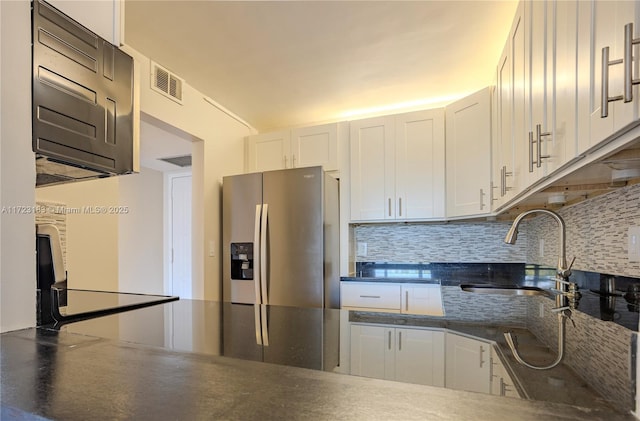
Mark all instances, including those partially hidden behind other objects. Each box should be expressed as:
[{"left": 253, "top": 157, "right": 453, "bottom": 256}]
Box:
[
  {"left": 359, "top": 295, "right": 381, "bottom": 299},
  {"left": 479, "top": 345, "right": 485, "bottom": 368},
  {"left": 528, "top": 131, "right": 535, "bottom": 172},
  {"left": 624, "top": 23, "right": 640, "bottom": 103},
  {"left": 601, "top": 46, "right": 624, "bottom": 118},
  {"left": 398, "top": 331, "right": 402, "bottom": 351},
  {"left": 501, "top": 165, "right": 512, "bottom": 197},
  {"left": 405, "top": 291, "right": 409, "bottom": 311},
  {"left": 283, "top": 155, "right": 288, "bottom": 168},
  {"left": 491, "top": 181, "right": 498, "bottom": 203},
  {"left": 388, "top": 198, "right": 392, "bottom": 217},
  {"left": 536, "top": 124, "right": 551, "bottom": 168},
  {"left": 398, "top": 198, "right": 402, "bottom": 217},
  {"left": 479, "top": 188, "right": 486, "bottom": 210},
  {"left": 292, "top": 154, "right": 296, "bottom": 168},
  {"left": 388, "top": 331, "right": 392, "bottom": 350}
]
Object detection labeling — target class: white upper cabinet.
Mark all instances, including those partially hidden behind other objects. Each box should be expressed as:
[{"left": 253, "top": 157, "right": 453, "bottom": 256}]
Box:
[
  {"left": 291, "top": 123, "right": 338, "bottom": 171},
  {"left": 524, "top": 0, "right": 557, "bottom": 185},
  {"left": 350, "top": 115, "right": 395, "bottom": 220},
  {"left": 493, "top": 7, "right": 524, "bottom": 210},
  {"left": 350, "top": 110, "right": 445, "bottom": 222},
  {"left": 46, "top": 0, "right": 122, "bottom": 45},
  {"left": 395, "top": 110, "right": 446, "bottom": 219},
  {"left": 511, "top": 1, "right": 528, "bottom": 201},
  {"left": 590, "top": 0, "right": 640, "bottom": 146},
  {"left": 555, "top": 0, "right": 581, "bottom": 163},
  {"left": 246, "top": 123, "right": 338, "bottom": 173},
  {"left": 445, "top": 87, "right": 493, "bottom": 218},
  {"left": 246, "top": 130, "right": 291, "bottom": 172}
]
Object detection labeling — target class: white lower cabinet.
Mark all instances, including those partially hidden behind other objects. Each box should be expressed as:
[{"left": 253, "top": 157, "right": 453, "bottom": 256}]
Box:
[
  {"left": 350, "top": 324, "right": 445, "bottom": 387},
  {"left": 445, "top": 333, "right": 491, "bottom": 394},
  {"left": 349, "top": 326, "right": 521, "bottom": 398},
  {"left": 490, "top": 349, "right": 521, "bottom": 399},
  {"left": 340, "top": 282, "right": 444, "bottom": 316}
]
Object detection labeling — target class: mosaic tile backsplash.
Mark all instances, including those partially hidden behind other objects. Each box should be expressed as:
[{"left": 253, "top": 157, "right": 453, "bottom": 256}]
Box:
[
  {"left": 525, "top": 182, "right": 640, "bottom": 279},
  {"left": 353, "top": 221, "right": 527, "bottom": 264}
]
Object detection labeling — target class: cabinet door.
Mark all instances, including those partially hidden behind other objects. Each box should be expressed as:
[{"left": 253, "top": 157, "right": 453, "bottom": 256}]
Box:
[
  {"left": 401, "top": 284, "right": 444, "bottom": 316},
  {"left": 395, "top": 329, "right": 445, "bottom": 387},
  {"left": 490, "top": 349, "right": 521, "bottom": 399},
  {"left": 555, "top": 0, "right": 580, "bottom": 163},
  {"left": 576, "top": 0, "right": 594, "bottom": 155},
  {"left": 511, "top": 1, "right": 528, "bottom": 199},
  {"left": 47, "top": 0, "right": 122, "bottom": 45},
  {"left": 494, "top": 40, "right": 514, "bottom": 208},
  {"left": 395, "top": 109, "right": 445, "bottom": 219},
  {"left": 445, "top": 88, "right": 492, "bottom": 217},
  {"left": 349, "top": 324, "right": 395, "bottom": 381},
  {"left": 291, "top": 123, "right": 338, "bottom": 171},
  {"left": 445, "top": 333, "right": 491, "bottom": 394},
  {"left": 590, "top": 1, "right": 640, "bottom": 145},
  {"left": 526, "top": 0, "right": 560, "bottom": 183},
  {"left": 246, "top": 131, "right": 291, "bottom": 172},
  {"left": 340, "top": 282, "right": 401, "bottom": 311},
  {"left": 350, "top": 116, "right": 396, "bottom": 221}
]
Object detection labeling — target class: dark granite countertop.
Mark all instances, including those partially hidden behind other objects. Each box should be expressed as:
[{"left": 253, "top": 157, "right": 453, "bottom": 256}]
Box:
[
  {"left": 0, "top": 298, "right": 626, "bottom": 417},
  {"left": 2, "top": 323, "right": 632, "bottom": 421}
]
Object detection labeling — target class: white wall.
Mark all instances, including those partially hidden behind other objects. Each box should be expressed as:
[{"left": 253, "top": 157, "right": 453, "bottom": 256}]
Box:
[
  {"left": 121, "top": 45, "right": 251, "bottom": 301},
  {"left": 36, "top": 178, "right": 120, "bottom": 292},
  {"left": 118, "top": 167, "right": 164, "bottom": 294},
  {"left": 0, "top": 0, "right": 37, "bottom": 333}
]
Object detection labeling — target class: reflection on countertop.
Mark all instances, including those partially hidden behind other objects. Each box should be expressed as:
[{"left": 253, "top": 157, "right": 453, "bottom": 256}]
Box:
[
  {"left": 342, "top": 262, "right": 640, "bottom": 330},
  {"left": 349, "top": 311, "right": 612, "bottom": 411}
]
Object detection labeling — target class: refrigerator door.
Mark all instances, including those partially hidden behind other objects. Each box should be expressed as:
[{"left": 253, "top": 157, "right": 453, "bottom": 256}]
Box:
[
  {"left": 222, "top": 172, "right": 263, "bottom": 304},
  {"left": 263, "top": 167, "right": 324, "bottom": 308}
]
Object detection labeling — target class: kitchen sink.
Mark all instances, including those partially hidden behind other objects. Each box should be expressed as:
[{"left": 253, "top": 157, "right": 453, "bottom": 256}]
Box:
[{"left": 460, "top": 284, "right": 549, "bottom": 296}]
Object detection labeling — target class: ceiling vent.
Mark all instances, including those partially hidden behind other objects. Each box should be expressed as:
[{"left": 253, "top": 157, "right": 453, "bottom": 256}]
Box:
[
  {"left": 158, "top": 155, "right": 192, "bottom": 167},
  {"left": 151, "top": 61, "right": 184, "bottom": 104}
]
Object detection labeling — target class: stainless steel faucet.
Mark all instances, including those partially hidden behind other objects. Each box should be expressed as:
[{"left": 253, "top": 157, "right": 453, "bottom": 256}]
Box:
[{"left": 503, "top": 208, "right": 578, "bottom": 370}]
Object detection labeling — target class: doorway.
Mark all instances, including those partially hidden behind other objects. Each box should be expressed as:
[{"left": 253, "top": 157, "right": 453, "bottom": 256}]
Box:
[{"left": 168, "top": 173, "right": 192, "bottom": 298}]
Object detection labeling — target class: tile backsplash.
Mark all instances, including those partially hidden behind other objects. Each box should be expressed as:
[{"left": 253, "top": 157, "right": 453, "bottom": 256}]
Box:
[
  {"left": 525, "top": 182, "right": 640, "bottom": 279},
  {"left": 353, "top": 221, "right": 527, "bottom": 264}
]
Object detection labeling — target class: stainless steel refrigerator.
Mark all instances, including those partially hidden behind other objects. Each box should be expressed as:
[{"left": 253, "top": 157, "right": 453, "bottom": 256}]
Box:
[{"left": 222, "top": 166, "right": 340, "bottom": 309}]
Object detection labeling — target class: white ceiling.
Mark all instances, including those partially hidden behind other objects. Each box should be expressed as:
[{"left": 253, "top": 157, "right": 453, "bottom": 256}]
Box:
[{"left": 124, "top": 1, "right": 519, "bottom": 132}]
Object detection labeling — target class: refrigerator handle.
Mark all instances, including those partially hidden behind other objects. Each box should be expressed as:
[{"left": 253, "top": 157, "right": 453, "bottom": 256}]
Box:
[
  {"left": 260, "top": 203, "right": 269, "bottom": 305},
  {"left": 253, "top": 303, "right": 263, "bottom": 345},
  {"left": 254, "top": 204, "right": 262, "bottom": 305},
  {"left": 260, "top": 304, "right": 269, "bottom": 346}
]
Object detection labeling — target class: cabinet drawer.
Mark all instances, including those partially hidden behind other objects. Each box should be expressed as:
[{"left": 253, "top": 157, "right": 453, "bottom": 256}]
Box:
[{"left": 341, "top": 282, "right": 401, "bottom": 310}]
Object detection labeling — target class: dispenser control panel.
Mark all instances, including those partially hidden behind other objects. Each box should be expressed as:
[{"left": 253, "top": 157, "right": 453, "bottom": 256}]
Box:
[{"left": 230, "top": 243, "right": 254, "bottom": 280}]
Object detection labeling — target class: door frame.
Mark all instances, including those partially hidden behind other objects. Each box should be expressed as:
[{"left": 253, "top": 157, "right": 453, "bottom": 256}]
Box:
[{"left": 164, "top": 170, "right": 193, "bottom": 296}]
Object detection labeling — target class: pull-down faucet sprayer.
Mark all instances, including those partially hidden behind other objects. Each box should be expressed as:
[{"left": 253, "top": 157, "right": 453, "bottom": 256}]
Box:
[{"left": 503, "top": 208, "right": 578, "bottom": 370}]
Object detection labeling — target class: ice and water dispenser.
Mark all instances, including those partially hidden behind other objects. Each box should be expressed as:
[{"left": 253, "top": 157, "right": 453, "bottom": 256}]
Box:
[{"left": 230, "top": 243, "right": 254, "bottom": 280}]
